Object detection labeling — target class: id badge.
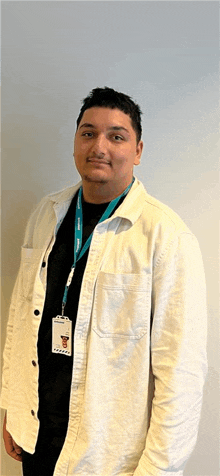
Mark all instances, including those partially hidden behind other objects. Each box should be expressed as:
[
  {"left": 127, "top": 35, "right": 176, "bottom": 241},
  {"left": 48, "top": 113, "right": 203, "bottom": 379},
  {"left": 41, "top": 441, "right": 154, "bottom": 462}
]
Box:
[{"left": 52, "top": 316, "right": 72, "bottom": 356}]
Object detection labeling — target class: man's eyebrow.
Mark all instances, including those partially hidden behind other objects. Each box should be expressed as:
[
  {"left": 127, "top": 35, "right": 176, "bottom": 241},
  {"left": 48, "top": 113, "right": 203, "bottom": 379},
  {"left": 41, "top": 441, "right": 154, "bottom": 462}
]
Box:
[
  {"left": 79, "top": 123, "right": 130, "bottom": 134},
  {"left": 79, "top": 123, "right": 95, "bottom": 129},
  {"left": 109, "top": 126, "right": 130, "bottom": 134}
]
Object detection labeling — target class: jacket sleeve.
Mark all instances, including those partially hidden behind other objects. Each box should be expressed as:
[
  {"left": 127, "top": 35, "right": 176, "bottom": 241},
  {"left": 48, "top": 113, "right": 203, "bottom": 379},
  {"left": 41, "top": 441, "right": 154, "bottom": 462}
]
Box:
[
  {"left": 0, "top": 197, "right": 48, "bottom": 410},
  {"left": 134, "top": 232, "right": 208, "bottom": 476},
  {"left": 0, "top": 275, "right": 20, "bottom": 409}
]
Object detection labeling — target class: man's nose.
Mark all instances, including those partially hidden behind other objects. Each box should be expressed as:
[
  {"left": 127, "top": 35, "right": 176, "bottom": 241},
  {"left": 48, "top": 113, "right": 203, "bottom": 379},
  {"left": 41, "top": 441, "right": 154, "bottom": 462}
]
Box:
[{"left": 91, "top": 134, "right": 107, "bottom": 156}]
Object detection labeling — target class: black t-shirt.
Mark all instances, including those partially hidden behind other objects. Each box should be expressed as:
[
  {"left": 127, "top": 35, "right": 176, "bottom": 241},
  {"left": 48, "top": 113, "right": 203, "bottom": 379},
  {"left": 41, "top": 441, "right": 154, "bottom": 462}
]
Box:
[{"left": 37, "top": 191, "right": 125, "bottom": 437}]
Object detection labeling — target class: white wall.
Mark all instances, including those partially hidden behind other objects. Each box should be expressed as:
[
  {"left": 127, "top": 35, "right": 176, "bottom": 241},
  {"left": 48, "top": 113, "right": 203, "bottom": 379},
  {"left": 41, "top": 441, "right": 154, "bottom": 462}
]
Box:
[{"left": 1, "top": 2, "right": 219, "bottom": 475}]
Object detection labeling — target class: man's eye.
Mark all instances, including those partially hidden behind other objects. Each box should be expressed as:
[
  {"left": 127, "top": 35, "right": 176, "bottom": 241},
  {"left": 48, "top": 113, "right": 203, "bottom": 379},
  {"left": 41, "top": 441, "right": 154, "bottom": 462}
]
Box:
[
  {"left": 113, "top": 135, "right": 123, "bottom": 141},
  {"left": 82, "top": 132, "right": 93, "bottom": 137}
]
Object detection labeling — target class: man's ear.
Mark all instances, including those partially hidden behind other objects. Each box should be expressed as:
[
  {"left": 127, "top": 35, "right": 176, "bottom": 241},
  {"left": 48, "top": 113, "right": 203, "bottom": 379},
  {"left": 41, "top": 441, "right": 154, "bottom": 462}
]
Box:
[{"left": 134, "top": 141, "right": 143, "bottom": 165}]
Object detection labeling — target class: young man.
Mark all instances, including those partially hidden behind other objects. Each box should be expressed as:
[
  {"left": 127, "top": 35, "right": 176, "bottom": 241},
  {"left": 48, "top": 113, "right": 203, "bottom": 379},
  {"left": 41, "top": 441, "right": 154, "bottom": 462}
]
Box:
[{"left": 2, "top": 87, "right": 207, "bottom": 476}]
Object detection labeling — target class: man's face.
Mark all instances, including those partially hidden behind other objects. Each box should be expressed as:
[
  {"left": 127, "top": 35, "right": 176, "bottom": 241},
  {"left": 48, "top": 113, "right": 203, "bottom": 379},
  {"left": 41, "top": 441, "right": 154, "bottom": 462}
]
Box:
[
  {"left": 61, "top": 337, "right": 68, "bottom": 348},
  {"left": 74, "top": 107, "right": 143, "bottom": 191}
]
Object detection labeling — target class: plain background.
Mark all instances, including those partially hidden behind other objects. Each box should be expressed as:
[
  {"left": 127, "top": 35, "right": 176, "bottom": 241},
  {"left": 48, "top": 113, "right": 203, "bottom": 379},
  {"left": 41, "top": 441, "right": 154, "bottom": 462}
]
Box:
[{"left": 1, "top": 1, "right": 219, "bottom": 475}]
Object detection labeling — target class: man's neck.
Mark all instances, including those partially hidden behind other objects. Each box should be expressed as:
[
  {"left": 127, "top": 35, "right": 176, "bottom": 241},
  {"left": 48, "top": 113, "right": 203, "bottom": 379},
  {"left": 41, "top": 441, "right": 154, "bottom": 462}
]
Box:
[{"left": 82, "top": 180, "right": 132, "bottom": 204}]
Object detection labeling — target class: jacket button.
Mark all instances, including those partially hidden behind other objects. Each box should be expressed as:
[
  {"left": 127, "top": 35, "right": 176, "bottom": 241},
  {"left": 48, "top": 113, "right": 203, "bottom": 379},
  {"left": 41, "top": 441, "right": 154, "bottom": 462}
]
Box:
[
  {"left": 42, "top": 262, "right": 46, "bottom": 268},
  {"left": 31, "top": 410, "right": 35, "bottom": 416},
  {"left": 32, "top": 360, "right": 37, "bottom": 367},
  {"left": 34, "top": 310, "right": 40, "bottom": 316}
]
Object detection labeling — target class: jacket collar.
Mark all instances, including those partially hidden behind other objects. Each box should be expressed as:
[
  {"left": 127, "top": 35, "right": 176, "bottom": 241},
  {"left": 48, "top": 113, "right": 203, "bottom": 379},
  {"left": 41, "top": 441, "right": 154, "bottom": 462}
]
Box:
[
  {"left": 48, "top": 180, "right": 82, "bottom": 205},
  {"left": 111, "top": 178, "right": 147, "bottom": 225},
  {"left": 48, "top": 177, "right": 147, "bottom": 226}
]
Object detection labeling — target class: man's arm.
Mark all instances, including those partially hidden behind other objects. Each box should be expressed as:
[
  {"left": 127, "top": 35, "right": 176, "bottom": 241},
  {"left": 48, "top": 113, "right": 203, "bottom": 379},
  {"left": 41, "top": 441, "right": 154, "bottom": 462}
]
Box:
[
  {"left": 3, "top": 412, "right": 23, "bottom": 462},
  {"left": 0, "top": 274, "right": 20, "bottom": 410},
  {"left": 1, "top": 195, "right": 54, "bottom": 459},
  {"left": 134, "top": 232, "right": 207, "bottom": 476},
  {"left": 0, "top": 196, "right": 49, "bottom": 410}
]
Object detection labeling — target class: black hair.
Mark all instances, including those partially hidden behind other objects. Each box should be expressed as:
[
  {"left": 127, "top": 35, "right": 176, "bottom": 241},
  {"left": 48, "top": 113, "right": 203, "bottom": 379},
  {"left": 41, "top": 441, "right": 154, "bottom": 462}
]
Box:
[{"left": 76, "top": 87, "right": 142, "bottom": 143}]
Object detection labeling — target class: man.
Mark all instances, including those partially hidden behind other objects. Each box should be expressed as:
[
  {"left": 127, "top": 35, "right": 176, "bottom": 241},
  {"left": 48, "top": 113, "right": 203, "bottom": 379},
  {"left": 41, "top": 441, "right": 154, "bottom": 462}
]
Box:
[
  {"left": 1, "top": 87, "right": 207, "bottom": 476},
  {"left": 61, "top": 336, "right": 69, "bottom": 349}
]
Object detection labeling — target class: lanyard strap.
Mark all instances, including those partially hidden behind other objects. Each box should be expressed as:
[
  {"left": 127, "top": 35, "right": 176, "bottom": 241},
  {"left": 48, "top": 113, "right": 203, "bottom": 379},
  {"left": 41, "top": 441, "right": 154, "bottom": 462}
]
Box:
[{"left": 61, "top": 177, "right": 134, "bottom": 315}]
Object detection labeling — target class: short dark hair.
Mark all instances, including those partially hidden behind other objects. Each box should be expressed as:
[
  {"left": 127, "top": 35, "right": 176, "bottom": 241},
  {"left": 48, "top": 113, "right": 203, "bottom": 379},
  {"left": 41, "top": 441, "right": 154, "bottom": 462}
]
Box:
[{"left": 76, "top": 87, "right": 142, "bottom": 143}]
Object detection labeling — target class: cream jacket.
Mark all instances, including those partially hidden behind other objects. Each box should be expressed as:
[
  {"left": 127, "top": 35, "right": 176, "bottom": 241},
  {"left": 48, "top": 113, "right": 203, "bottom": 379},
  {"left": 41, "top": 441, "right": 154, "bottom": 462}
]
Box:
[{"left": 1, "top": 178, "right": 207, "bottom": 476}]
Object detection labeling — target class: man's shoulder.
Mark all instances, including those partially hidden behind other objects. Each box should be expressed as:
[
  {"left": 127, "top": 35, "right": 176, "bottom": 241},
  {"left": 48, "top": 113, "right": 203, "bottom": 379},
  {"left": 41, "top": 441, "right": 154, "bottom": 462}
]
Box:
[
  {"left": 145, "top": 193, "right": 187, "bottom": 229},
  {"left": 25, "top": 182, "right": 81, "bottom": 229},
  {"left": 44, "top": 181, "right": 81, "bottom": 204},
  {"left": 23, "top": 182, "right": 82, "bottom": 247},
  {"left": 30, "top": 182, "right": 81, "bottom": 215},
  {"left": 136, "top": 181, "right": 191, "bottom": 235}
]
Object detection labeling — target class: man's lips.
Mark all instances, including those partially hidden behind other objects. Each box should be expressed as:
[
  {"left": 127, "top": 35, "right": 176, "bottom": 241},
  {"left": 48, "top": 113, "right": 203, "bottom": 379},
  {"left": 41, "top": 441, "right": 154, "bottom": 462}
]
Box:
[{"left": 87, "top": 158, "right": 110, "bottom": 165}]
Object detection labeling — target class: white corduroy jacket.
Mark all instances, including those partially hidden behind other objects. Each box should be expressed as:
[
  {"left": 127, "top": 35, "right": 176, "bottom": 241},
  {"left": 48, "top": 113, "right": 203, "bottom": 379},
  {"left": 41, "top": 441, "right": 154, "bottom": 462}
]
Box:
[{"left": 1, "top": 178, "right": 207, "bottom": 476}]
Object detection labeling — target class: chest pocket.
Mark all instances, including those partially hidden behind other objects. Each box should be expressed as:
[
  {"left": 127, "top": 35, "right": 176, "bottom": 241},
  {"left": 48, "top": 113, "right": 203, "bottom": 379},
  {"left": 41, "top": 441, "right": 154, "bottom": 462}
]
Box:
[
  {"left": 92, "top": 272, "right": 151, "bottom": 339},
  {"left": 20, "top": 247, "right": 44, "bottom": 300}
]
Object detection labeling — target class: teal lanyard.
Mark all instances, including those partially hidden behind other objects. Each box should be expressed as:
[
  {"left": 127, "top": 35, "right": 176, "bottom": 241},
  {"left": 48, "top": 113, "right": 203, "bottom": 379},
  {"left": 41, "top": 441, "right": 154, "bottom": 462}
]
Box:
[{"left": 61, "top": 177, "right": 134, "bottom": 315}]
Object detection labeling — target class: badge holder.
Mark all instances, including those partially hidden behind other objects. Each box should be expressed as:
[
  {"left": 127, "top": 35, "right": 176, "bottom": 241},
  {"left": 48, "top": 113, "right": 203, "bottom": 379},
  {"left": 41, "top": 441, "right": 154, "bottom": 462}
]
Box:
[{"left": 52, "top": 316, "right": 72, "bottom": 356}]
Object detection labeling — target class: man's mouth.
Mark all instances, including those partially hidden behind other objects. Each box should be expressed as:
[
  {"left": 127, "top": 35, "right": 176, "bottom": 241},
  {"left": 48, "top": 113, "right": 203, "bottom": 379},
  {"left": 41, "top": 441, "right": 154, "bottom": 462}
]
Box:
[{"left": 87, "top": 158, "right": 110, "bottom": 165}]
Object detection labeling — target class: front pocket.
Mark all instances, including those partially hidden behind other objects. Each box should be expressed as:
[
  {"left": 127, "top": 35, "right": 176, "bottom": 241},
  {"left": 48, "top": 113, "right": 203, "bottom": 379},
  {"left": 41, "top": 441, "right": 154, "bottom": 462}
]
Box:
[
  {"left": 92, "top": 272, "right": 151, "bottom": 339},
  {"left": 20, "top": 247, "right": 44, "bottom": 300}
]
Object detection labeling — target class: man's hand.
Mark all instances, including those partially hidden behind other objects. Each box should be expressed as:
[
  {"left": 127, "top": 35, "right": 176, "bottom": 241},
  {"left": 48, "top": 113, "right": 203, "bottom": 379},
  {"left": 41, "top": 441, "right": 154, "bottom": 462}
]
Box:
[{"left": 3, "top": 412, "right": 23, "bottom": 462}]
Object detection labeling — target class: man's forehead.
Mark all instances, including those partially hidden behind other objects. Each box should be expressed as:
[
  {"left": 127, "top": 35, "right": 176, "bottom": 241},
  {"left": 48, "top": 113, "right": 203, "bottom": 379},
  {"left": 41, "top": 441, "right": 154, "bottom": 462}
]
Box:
[{"left": 78, "top": 107, "right": 133, "bottom": 130}]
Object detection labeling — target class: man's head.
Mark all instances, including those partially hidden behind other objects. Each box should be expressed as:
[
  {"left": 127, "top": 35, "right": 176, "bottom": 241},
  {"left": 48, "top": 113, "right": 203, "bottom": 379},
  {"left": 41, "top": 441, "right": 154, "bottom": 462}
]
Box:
[
  {"left": 74, "top": 87, "right": 144, "bottom": 202},
  {"left": 76, "top": 87, "right": 142, "bottom": 144},
  {"left": 61, "top": 336, "right": 69, "bottom": 348}
]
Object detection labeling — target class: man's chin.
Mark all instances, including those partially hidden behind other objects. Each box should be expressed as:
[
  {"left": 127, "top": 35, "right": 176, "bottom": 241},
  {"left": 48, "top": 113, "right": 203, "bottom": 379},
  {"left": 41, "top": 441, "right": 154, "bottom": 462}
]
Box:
[{"left": 83, "top": 174, "right": 109, "bottom": 184}]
